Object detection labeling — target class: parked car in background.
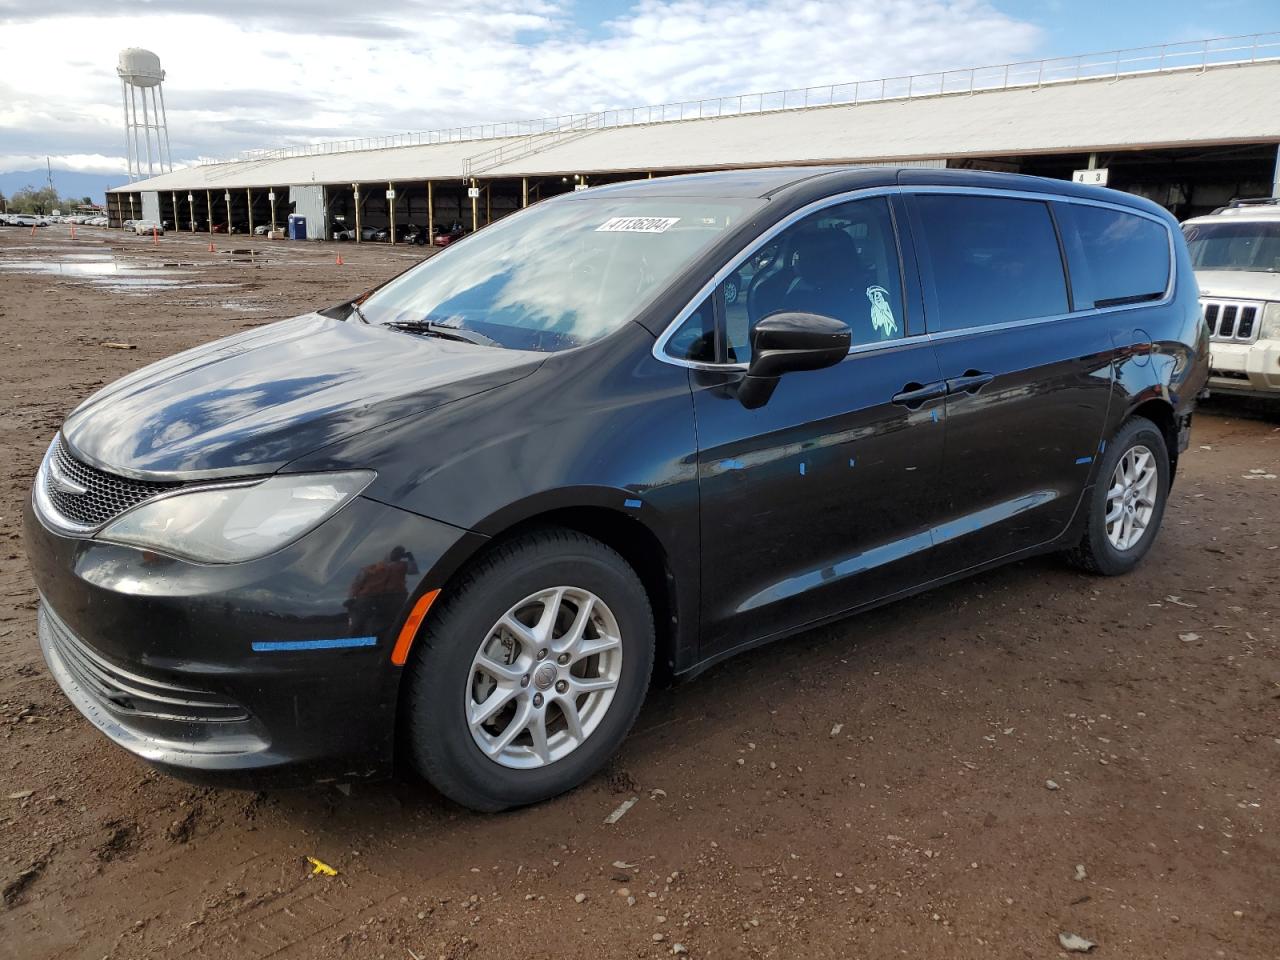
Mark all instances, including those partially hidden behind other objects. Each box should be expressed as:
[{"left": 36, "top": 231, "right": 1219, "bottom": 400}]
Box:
[
  {"left": 432, "top": 222, "right": 467, "bottom": 247},
  {"left": 132, "top": 219, "right": 164, "bottom": 235},
  {"left": 24, "top": 168, "right": 1206, "bottom": 813},
  {"left": 1182, "top": 198, "right": 1280, "bottom": 402},
  {"left": 11, "top": 214, "right": 44, "bottom": 227},
  {"left": 331, "top": 220, "right": 356, "bottom": 241}
]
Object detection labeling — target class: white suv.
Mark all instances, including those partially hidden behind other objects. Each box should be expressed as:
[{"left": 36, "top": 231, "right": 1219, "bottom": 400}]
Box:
[{"left": 1182, "top": 199, "right": 1280, "bottom": 401}]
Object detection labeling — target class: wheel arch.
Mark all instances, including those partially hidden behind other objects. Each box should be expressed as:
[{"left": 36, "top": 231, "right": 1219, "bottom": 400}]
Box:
[
  {"left": 403, "top": 493, "right": 685, "bottom": 693},
  {"left": 1126, "top": 395, "right": 1179, "bottom": 478}
]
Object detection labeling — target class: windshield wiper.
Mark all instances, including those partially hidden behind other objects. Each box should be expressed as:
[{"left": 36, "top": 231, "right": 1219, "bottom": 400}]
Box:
[
  {"left": 381, "top": 320, "right": 498, "bottom": 347},
  {"left": 348, "top": 300, "right": 370, "bottom": 324}
]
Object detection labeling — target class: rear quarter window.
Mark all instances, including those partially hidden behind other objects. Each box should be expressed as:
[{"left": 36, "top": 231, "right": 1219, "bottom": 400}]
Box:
[{"left": 1055, "top": 203, "right": 1171, "bottom": 308}]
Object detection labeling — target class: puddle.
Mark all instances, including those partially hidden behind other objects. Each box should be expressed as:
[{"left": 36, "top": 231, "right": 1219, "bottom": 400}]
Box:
[
  {"left": 99, "top": 281, "right": 238, "bottom": 294},
  {"left": 219, "top": 301, "right": 268, "bottom": 312},
  {"left": 0, "top": 259, "right": 180, "bottom": 277},
  {"left": 0, "top": 258, "right": 217, "bottom": 291}
]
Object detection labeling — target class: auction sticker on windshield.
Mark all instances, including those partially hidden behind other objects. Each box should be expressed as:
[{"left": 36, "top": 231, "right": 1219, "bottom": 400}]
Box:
[{"left": 597, "top": 216, "right": 681, "bottom": 233}]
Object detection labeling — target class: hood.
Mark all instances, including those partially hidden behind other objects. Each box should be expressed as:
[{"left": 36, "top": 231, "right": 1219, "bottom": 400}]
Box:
[
  {"left": 1193, "top": 270, "right": 1280, "bottom": 302},
  {"left": 62, "top": 313, "right": 543, "bottom": 479}
]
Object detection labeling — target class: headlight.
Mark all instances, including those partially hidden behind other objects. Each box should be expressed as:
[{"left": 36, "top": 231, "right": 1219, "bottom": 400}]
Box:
[
  {"left": 1261, "top": 302, "right": 1280, "bottom": 341},
  {"left": 97, "top": 471, "right": 374, "bottom": 563}
]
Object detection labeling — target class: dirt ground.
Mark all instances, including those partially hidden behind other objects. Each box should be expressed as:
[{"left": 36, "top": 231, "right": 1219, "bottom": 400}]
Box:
[{"left": 0, "top": 226, "right": 1276, "bottom": 960}]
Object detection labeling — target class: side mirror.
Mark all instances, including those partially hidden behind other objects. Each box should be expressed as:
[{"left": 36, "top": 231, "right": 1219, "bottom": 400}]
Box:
[{"left": 738, "top": 312, "right": 851, "bottom": 409}]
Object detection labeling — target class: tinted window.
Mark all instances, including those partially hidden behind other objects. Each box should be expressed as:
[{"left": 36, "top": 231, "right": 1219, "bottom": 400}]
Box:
[
  {"left": 1059, "top": 204, "right": 1171, "bottom": 307},
  {"left": 914, "top": 195, "right": 1068, "bottom": 330},
  {"left": 724, "top": 196, "right": 905, "bottom": 362}
]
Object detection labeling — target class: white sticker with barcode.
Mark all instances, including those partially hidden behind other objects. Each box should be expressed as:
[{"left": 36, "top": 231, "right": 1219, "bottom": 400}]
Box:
[{"left": 596, "top": 216, "right": 680, "bottom": 233}]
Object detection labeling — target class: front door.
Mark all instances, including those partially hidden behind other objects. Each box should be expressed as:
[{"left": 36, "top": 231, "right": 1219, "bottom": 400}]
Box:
[{"left": 688, "top": 194, "right": 949, "bottom": 661}]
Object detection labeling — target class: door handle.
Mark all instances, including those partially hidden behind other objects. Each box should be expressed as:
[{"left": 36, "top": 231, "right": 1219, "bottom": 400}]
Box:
[
  {"left": 891, "top": 380, "right": 947, "bottom": 408},
  {"left": 946, "top": 370, "right": 995, "bottom": 395}
]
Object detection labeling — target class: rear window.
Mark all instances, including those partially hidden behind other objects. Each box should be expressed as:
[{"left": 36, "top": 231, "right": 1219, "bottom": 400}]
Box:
[
  {"left": 913, "top": 195, "right": 1069, "bottom": 331},
  {"left": 1057, "top": 204, "right": 1171, "bottom": 307}
]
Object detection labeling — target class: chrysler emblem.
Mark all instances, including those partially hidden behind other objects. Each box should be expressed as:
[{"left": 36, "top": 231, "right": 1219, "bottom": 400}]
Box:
[{"left": 49, "top": 461, "right": 88, "bottom": 496}]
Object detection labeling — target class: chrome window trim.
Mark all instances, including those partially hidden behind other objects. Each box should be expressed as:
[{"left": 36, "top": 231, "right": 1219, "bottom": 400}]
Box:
[
  {"left": 652, "top": 183, "right": 1178, "bottom": 370},
  {"left": 905, "top": 185, "right": 1178, "bottom": 314}
]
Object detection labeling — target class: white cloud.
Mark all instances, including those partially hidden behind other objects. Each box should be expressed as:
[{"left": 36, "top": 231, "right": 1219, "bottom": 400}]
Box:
[
  {"left": 0, "top": 1, "right": 1041, "bottom": 174},
  {"left": 0, "top": 153, "right": 129, "bottom": 175}
]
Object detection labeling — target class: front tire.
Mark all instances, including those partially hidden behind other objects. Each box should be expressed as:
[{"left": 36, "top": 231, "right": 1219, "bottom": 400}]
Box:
[
  {"left": 1066, "top": 416, "right": 1170, "bottom": 576},
  {"left": 403, "top": 528, "right": 654, "bottom": 811}
]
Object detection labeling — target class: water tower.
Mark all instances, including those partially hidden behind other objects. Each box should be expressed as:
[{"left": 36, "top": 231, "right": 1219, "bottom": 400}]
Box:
[{"left": 117, "top": 48, "right": 173, "bottom": 182}]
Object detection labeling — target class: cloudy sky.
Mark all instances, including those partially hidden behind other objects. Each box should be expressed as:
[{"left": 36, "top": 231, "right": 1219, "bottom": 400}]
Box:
[{"left": 0, "top": 0, "right": 1273, "bottom": 179}]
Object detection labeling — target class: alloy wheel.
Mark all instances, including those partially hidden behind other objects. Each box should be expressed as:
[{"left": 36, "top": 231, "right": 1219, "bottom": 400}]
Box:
[
  {"left": 1105, "top": 444, "right": 1158, "bottom": 551},
  {"left": 466, "top": 587, "right": 623, "bottom": 769}
]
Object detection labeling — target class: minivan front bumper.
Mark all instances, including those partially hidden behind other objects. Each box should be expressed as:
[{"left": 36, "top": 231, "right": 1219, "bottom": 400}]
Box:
[{"left": 23, "top": 491, "right": 479, "bottom": 787}]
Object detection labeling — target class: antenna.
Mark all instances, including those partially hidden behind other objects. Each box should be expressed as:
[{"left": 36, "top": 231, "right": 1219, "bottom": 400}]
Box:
[{"left": 116, "top": 48, "right": 173, "bottom": 182}]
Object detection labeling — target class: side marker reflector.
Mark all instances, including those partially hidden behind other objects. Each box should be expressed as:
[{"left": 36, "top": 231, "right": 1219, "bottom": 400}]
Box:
[{"left": 392, "top": 589, "right": 440, "bottom": 665}]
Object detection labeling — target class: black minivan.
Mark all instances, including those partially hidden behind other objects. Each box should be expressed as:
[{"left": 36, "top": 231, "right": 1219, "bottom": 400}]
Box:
[{"left": 25, "top": 167, "right": 1207, "bottom": 811}]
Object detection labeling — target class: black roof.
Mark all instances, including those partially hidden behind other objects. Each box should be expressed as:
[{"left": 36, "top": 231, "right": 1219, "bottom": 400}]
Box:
[{"left": 570, "top": 165, "right": 1170, "bottom": 219}]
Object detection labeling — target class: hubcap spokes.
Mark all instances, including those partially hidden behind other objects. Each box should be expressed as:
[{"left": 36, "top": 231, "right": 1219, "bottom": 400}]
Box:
[
  {"left": 467, "top": 586, "right": 623, "bottom": 769},
  {"left": 1105, "top": 444, "right": 1157, "bottom": 551}
]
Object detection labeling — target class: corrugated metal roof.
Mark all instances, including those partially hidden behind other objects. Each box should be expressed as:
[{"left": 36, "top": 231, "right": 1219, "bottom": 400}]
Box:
[{"left": 114, "top": 60, "right": 1280, "bottom": 194}]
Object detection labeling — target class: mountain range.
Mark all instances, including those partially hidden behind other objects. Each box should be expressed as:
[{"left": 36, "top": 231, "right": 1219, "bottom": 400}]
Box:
[{"left": 0, "top": 169, "right": 125, "bottom": 205}]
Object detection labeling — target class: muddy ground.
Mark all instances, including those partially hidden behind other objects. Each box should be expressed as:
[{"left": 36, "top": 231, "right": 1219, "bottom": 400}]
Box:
[{"left": 0, "top": 226, "right": 1276, "bottom": 960}]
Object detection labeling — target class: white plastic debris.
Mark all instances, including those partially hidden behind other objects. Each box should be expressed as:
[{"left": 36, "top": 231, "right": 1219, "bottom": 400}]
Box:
[
  {"left": 604, "top": 797, "right": 638, "bottom": 824},
  {"left": 1058, "top": 932, "right": 1095, "bottom": 952}
]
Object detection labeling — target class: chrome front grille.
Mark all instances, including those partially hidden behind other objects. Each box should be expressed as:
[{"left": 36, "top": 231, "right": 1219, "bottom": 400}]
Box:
[
  {"left": 39, "top": 603, "right": 248, "bottom": 723},
  {"left": 1202, "top": 298, "right": 1263, "bottom": 344},
  {"left": 42, "top": 436, "right": 178, "bottom": 529}
]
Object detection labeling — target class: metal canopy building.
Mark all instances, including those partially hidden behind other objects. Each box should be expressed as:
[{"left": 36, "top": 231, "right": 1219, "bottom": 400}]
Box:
[{"left": 108, "top": 34, "right": 1280, "bottom": 240}]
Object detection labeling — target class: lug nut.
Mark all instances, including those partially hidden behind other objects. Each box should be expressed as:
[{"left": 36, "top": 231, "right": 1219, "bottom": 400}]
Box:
[
  {"left": 557, "top": 653, "right": 570, "bottom": 665},
  {"left": 536, "top": 649, "right": 548, "bottom": 661},
  {"left": 555, "top": 679, "right": 569, "bottom": 694},
  {"left": 520, "top": 674, "right": 530, "bottom": 687},
  {"left": 532, "top": 693, "right": 544, "bottom": 708}
]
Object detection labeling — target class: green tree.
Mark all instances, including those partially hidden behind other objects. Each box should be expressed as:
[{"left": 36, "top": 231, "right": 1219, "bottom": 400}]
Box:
[{"left": 10, "top": 185, "right": 60, "bottom": 214}]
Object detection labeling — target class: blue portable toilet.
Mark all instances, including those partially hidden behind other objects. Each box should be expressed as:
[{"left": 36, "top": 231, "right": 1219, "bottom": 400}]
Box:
[{"left": 287, "top": 214, "right": 307, "bottom": 240}]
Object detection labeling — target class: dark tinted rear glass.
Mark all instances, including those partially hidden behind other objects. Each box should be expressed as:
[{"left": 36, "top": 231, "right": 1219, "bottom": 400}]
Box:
[
  {"left": 913, "top": 195, "right": 1069, "bottom": 330},
  {"left": 1057, "top": 203, "right": 1171, "bottom": 307}
]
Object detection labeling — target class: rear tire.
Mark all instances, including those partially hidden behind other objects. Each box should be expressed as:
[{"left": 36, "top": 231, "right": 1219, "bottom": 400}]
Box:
[
  {"left": 1066, "top": 416, "right": 1170, "bottom": 576},
  {"left": 404, "top": 528, "right": 654, "bottom": 812}
]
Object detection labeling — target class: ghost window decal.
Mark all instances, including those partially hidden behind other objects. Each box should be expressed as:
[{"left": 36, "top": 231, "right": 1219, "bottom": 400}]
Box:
[{"left": 866, "top": 285, "right": 897, "bottom": 338}]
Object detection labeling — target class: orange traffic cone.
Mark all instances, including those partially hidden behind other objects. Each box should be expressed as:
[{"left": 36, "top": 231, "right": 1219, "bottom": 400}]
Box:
[
  {"left": 335, "top": 252, "right": 344, "bottom": 265},
  {"left": 70, "top": 224, "right": 77, "bottom": 240},
  {"left": 208, "top": 241, "right": 215, "bottom": 253},
  {"left": 152, "top": 227, "right": 159, "bottom": 245}
]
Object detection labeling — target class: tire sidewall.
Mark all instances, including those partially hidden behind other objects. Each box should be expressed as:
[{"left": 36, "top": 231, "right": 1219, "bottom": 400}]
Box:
[
  {"left": 408, "top": 539, "right": 653, "bottom": 810},
  {"left": 1086, "top": 419, "right": 1170, "bottom": 575}
]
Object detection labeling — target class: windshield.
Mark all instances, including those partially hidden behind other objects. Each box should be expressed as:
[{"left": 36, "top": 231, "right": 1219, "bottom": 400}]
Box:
[
  {"left": 359, "top": 196, "right": 760, "bottom": 351},
  {"left": 1183, "top": 220, "right": 1280, "bottom": 273}
]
